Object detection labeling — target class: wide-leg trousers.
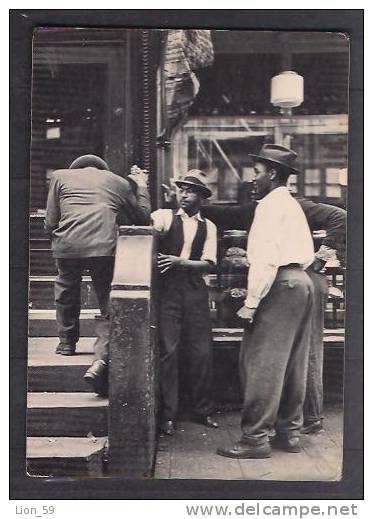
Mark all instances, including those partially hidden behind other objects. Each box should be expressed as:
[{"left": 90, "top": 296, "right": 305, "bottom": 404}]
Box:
[
  {"left": 303, "top": 269, "right": 329, "bottom": 425},
  {"left": 159, "top": 272, "right": 214, "bottom": 421},
  {"left": 240, "top": 267, "right": 314, "bottom": 445},
  {"left": 55, "top": 256, "right": 115, "bottom": 362}
]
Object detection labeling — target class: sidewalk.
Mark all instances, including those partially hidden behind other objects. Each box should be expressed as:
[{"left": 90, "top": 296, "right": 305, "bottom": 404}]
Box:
[{"left": 154, "top": 405, "right": 343, "bottom": 480}]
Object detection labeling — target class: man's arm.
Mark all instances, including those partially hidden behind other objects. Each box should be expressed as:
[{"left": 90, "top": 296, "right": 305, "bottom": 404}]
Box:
[
  {"left": 129, "top": 185, "right": 151, "bottom": 225},
  {"left": 243, "top": 204, "right": 281, "bottom": 310},
  {"left": 237, "top": 205, "right": 281, "bottom": 323},
  {"left": 118, "top": 181, "right": 151, "bottom": 226},
  {"left": 157, "top": 254, "right": 214, "bottom": 274},
  {"left": 200, "top": 203, "right": 256, "bottom": 230},
  {"left": 204, "top": 197, "right": 346, "bottom": 247},
  {"left": 153, "top": 211, "right": 217, "bottom": 274},
  {"left": 297, "top": 198, "right": 346, "bottom": 252},
  {"left": 162, "top": 182, "right": 257, "bottom": 230},
  {"left": 44, "top": 173, "right": 60, "bottom": 235},
  {"left": 169, "top": 219, "right": 216, "bottom": 273}
]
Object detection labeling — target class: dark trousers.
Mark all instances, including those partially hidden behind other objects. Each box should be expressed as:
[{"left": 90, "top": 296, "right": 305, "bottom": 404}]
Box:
[
  {"left": 240, "top": 267, "right": 314, "bottom": 445},
  {"left": 303, "top": 269, "right": 329, "bottom": 425},
  {"left": 159, "top": 272, "right": 214, "bottom": 421},
  {"left": 55, "top": 257, "right": 115, "bottom": 362}
]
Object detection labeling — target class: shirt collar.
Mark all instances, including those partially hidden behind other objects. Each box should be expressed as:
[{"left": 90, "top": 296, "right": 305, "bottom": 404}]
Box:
[
  {"left": 176, "top": 208, "right": 204, "bottom": 221},
  {"left": 257, "top": 186, "right": 289, "bottom": 204}
]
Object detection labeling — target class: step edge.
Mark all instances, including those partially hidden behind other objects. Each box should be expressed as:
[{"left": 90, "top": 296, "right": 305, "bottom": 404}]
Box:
[
  {"left": 27, "top": 393, "right": 108, "bottom": 408},
  {"left": 27, "top": 437, "right": 107, "bottom": 458}
]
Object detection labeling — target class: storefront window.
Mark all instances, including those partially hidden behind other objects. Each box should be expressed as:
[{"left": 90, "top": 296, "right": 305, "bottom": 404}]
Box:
[
  {"left": 162, "top": 32, "right": 349, "bottom": 209},
  {"left": 171, "top": 114, "right": 348, "bottom": 205},
  {"left": 304, "top": 168, "right": 322, "bottom": 196},
  {"left": 325, "top": 168, "right": 343, "bottom": 198}
]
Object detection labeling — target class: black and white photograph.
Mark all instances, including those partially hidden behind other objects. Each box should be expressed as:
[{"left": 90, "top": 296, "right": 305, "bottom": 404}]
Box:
[{"left": 23, "top": 25, "right": 350, "bottom": 483}]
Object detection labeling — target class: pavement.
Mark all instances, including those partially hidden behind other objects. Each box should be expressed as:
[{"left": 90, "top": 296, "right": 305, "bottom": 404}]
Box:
[{"left": 155, "top": 405, "right": 343, "bottom": 481}]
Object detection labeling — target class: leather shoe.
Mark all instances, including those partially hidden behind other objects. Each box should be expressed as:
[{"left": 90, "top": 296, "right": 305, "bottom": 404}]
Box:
[
  {"left": 195, "top": 415, "right": 219, "bottom": 429},
  {"left": 271, "top": 435, "right": 301, "bottom": 453},
  {"left": 301, "top": 420, "right": 324, "bottom": 434},
  {"left": 161, "top": 420, "right": 176, "bottom": 436},
  {"left": 217, "top": 440, "right": 271, "bottom": 459},
  {"left": 83, "top": 360, "right": 108, "bottom": 397},
  {"left": 55, "top": 343, "right": 76, "bottom": 355}
]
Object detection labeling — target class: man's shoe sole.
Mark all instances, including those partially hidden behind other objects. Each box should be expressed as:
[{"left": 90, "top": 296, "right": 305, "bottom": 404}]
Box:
[
  {"left": 283, "top": 445, "right": 301, "bottom": 453},
  {"left": 301, "top": 424, "right": 324, "bottom": 435},
  {"left": 55, "top": 345, "right": 76, "bottom": 355},
  {"left": 83, "top": 373, "right": 107, "bottom": 396},
  {"left": 270, "top": 437, "right": 301, "bottom": 453},
  {"left": 216, "top": 447, "right": 271, "bottom": 459}
]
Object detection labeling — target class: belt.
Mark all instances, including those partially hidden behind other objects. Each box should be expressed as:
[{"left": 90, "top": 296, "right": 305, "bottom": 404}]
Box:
[
  {"left": 281, "top": 263, "right": 301, "bottom": 269},
  {"left": 276, "top": 264, "right": 307, "bottom": 283}
]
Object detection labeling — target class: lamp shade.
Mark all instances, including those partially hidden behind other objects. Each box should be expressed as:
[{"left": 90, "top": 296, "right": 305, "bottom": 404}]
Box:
[{"left": 271, "top": 71, "right": 304, "bottom": 108}]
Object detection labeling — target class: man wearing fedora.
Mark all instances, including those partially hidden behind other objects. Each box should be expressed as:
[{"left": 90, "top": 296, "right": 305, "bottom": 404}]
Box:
[
  {"left": 216, "top": 144, "right": 315, "bottom": 458},
  {"left": 45, "top": 155, "right": 150, "bottom": 396},
  {"left": 152, "top": 170, "right": 219, "bottom": 435},
  {"left": 163, "top": 150, "right": 346, "bottom": 437}
]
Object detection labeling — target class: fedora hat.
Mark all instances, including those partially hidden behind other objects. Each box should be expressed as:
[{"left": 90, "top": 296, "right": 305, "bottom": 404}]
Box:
[
  {"left": 69, "top": 154, "right": 109, "bottom": 171},
  {"left": 175, "top": 169, "right": 212, "bottom": 198},
  {"left": 248, "top": 144, "right": 301, "bottom": 175}
]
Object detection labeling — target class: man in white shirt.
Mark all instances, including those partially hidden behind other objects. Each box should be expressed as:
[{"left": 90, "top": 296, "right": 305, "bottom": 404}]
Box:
[
  {"left": 152, "top": 170, "right": 219, "bottom": 435},
  {"left": 217, "top": 144, "right": 315, "bottom": 459}
]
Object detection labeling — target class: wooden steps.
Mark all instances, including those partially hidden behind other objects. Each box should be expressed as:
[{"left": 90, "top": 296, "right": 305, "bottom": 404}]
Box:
[
  {"left": 29, "top": 309, "right": 98, "bottom": 337},
  {"left": 29, "top": 309, "right": 346, "bottom": 343},
  {"left": 29, "top": 276, "right": 98, "bottom": 310},
  {"left": 27, "top": 392, "right": 108, "bottom": 437},
  {"left": 27, "top": 437, "right": 107, "bottom": 477},
  {"left": 27, "top": 215, "right": 107, "bottom": 476},
  {"left": 28, "top": 337, "right": 95, "bottom": 392}
]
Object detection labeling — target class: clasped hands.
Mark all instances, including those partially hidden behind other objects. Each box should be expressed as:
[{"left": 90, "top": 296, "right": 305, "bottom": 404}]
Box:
[{"left": 128, "top": 165, "right": 149, "bottom": 188}]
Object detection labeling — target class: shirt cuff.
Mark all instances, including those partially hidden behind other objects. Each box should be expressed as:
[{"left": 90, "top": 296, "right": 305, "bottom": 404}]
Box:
[
  {"left": 315, "top": 245, "right": 336, "bottom": 262},
  {"left": 201, "top": 255, "right": 216, "bottom": 265},
  {"left": 244, "top": 294, "right": 261, "bottom": 309}
]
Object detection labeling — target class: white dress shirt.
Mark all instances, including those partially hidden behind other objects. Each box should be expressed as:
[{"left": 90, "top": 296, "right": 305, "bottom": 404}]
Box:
[
  {"left": 245, "top": 187, "right": 314, "bottom": 308},
  {"left": 151, "top": 208, "right": 217, "bottom": 264}
]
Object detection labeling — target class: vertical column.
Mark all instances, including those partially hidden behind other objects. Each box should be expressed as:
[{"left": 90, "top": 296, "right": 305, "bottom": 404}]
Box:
[
  {"left": 141, "top": 29, "right": 161, "bottom": 208},
  {"left": 108, "top": 226, "right": 158, "bottom": 477}
]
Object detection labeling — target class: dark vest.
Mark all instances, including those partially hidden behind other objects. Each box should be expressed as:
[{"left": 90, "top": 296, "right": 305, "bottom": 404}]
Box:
[{"left": 161, "top": 210, "right": 207, "bottom": 260}]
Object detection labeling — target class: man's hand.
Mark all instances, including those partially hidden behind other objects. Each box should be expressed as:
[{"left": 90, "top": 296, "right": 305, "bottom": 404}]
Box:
[
  {"left": 157, "top": 253, "right": 182, "bottom": 274},
  {"left": 236, "top": 305, "right": 256, "bottom": 324},
  {"left": 128, "top": 165, "right": 149, "bottom": 188},
  {"left": 162, "top": 182, "right": 177, "bottom": 205},
  {"left": 310, "top": 257, "right": 327, "bottom": 273}
]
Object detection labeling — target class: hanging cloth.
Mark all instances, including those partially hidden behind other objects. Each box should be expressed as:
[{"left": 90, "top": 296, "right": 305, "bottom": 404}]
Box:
[{"left": 163, "top": 30, "right": 214, "bottom": 129}]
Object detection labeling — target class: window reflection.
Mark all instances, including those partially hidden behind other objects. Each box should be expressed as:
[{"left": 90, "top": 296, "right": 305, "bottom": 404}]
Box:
[{"left": 172, "top": 115, "right": 347, "bottom": 206}]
